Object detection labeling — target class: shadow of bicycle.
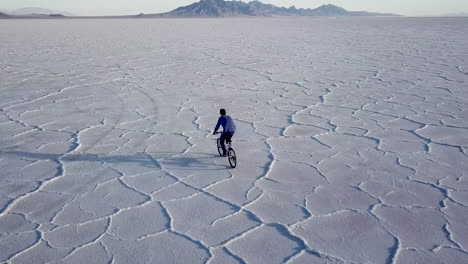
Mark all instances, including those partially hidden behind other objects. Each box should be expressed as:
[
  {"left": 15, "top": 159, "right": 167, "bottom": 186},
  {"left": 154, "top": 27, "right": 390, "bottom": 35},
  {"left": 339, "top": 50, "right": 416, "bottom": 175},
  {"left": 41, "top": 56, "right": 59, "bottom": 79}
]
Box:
[{"left": 0, "top": 150, "right": 226, "bottom": 171}]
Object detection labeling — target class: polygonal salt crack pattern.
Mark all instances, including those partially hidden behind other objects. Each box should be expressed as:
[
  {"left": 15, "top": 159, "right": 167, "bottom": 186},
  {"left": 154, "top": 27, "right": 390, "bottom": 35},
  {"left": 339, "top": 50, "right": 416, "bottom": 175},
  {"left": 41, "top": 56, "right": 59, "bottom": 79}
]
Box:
[
  {"left": 1, "top": 17, "right": 468, "bottom": 263},
  {"left": 227, "top": 225, "right": 303, "bottom": 264}
]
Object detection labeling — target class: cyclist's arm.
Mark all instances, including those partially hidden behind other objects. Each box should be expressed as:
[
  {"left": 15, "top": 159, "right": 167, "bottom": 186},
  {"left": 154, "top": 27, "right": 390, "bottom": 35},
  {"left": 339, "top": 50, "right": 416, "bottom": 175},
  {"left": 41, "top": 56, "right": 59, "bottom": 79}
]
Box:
[
  {"left": 213, "top": 117, "right": 222, "bottom": 134},
  {"left": 213, "top": 116, "right": 226, "bottom": 135}
]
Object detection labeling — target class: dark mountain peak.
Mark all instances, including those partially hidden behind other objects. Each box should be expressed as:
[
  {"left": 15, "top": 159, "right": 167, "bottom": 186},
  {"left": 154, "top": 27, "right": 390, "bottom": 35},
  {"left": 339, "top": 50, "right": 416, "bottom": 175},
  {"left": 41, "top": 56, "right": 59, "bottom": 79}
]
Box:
[
  {"left": 168, "top": 0, "right": 253, "bottom": 17},
  {"left": 318, "top": 4, "right": 346, "bottom": 11},
  {"left": 312, "top": 4, "right": 348, "bottom": 15},
  {"left": 200, "top": 0, "right": 225, "bottom": 3},
  {"left": 319, "top": 4, "right": 343, "bottom": 9}
]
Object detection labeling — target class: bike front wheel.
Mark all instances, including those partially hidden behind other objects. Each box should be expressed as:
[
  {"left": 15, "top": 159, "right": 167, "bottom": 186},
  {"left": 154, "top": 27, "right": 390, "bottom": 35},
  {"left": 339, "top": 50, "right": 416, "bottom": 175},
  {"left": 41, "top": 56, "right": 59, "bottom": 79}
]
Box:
[
  {"left": 217, "top": 138, "right": 223, "bottom": 156},
  {"left": 227, "top": 148, "right": 237, "bottom": 168}
]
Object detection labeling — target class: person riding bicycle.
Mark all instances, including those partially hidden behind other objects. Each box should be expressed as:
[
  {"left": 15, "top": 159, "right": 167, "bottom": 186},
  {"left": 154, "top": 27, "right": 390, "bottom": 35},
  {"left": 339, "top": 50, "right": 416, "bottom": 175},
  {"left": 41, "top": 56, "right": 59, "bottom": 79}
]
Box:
[{"left": 213, "top": 109, "right": 236, "bottom": 156}]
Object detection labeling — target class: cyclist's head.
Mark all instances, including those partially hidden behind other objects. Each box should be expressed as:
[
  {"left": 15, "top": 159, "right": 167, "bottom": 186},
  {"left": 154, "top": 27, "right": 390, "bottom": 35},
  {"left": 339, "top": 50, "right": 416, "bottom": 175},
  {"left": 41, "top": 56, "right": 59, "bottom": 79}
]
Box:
[{"left": 220, "top": 109, "right": 226, "bottom": 115}]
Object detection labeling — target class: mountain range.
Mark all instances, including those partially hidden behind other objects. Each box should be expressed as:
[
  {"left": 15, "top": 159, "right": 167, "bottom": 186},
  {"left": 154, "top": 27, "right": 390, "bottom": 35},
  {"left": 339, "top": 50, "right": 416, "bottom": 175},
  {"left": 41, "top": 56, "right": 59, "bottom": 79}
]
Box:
[
  {"left": 150, "top": 0, "right": 398, "bottom": 17},
  {"left": 1, "top": 7, "right": 73, "bottom": 16},
  {"left": 0, "top": 1, "right": 398, "bottom": 18}
]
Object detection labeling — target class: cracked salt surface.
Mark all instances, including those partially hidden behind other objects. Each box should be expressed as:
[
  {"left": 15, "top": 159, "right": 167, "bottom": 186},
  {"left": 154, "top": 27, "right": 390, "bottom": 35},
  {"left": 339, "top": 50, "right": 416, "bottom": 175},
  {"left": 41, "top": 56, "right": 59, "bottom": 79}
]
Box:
[{"left": 1, "top": 17, "right": 468, "bottom": 263}]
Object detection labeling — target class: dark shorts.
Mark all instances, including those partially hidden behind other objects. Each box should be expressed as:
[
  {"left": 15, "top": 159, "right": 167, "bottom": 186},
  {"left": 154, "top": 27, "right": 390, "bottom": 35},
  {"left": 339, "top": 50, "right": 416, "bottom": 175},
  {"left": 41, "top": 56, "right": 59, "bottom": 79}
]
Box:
[{"left": 220, "top": 131, "right": 235, "bottom": 152}]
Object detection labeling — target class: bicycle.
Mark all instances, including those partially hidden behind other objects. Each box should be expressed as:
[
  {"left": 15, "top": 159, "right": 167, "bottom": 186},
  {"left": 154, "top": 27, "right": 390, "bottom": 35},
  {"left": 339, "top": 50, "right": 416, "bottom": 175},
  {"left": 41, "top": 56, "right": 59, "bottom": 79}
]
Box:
[{"left": 215, "top": 132, "right": 237, "bottom": 168}]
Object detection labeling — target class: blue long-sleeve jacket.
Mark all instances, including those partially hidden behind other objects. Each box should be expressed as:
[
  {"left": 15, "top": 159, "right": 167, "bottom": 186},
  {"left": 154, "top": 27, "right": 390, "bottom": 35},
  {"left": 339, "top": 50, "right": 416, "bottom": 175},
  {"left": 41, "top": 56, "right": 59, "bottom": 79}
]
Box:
[{"left": 214, "top": 115, "right": 236, "bottom": 133}]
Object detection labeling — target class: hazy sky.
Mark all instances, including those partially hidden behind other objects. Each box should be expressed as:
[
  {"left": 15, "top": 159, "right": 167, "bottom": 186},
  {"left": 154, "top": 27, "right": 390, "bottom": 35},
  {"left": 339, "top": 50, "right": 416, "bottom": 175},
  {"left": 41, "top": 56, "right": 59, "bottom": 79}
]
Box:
[{"left": 1, "top": 0, "right": 468, "bottom": 16}]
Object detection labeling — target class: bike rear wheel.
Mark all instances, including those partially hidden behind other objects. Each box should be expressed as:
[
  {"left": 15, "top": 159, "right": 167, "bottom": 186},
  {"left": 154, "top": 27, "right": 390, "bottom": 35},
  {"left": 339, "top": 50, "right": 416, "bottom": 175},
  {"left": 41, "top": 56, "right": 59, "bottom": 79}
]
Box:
[
  {"left": 228, "top": 147, "right": 237, "bottom": 168},
  {"left": 217, "top": 138, "right": 223, "bottom": 156}
]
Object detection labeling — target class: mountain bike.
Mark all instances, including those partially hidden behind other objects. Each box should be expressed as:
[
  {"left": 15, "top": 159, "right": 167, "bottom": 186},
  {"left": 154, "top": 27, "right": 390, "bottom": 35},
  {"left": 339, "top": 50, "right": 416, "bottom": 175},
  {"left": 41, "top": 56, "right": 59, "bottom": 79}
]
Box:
[{"left": 215, "top": 132, "right": 237, "bottom": 168}]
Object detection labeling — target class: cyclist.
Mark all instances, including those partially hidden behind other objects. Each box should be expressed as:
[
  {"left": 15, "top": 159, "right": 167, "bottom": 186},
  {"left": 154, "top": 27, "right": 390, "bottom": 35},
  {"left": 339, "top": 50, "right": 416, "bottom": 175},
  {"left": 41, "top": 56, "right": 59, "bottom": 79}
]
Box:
[{"left": 213, "top": 109, "right": 236, "bottom": 156}]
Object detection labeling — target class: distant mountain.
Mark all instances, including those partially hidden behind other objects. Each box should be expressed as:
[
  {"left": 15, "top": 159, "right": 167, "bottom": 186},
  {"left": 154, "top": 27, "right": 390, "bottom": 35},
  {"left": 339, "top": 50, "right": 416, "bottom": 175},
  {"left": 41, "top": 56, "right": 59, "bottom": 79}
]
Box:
[
  {"left": 145, "top": 0, "right": 398, "bottom": 17},
  {"left": 1, "top": 1, "right": 397, "bottom": 19},
  {"left": 9, "top": 7, "right": 72, "bottom": 16},
  {"left": 167, "top": 0, "right": 254, "bottom": 17},
  {"left": 0, "top": 12, "right": 11, "bottom": 18}
]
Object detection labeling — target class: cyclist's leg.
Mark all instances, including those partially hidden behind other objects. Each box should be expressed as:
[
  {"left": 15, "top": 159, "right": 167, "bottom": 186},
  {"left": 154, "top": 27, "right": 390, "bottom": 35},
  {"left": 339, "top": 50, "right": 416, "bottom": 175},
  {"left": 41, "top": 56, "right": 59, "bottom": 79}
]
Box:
[
  {"left": 225, "top": 132, "right": 234, "bottom": 144},
  {"left": 220, "top": 132, "right": 227, "bottom": 155}
]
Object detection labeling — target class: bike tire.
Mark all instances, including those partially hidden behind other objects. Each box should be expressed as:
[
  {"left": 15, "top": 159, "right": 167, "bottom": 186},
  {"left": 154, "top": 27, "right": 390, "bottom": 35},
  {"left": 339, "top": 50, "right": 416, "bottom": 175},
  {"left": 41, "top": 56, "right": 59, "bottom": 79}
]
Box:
[
  {"left": 217, "top": 138, "right": 223, "bottom": 156},
  {"left": 228, "top": 148, "right": 237, "bottom": 168}
]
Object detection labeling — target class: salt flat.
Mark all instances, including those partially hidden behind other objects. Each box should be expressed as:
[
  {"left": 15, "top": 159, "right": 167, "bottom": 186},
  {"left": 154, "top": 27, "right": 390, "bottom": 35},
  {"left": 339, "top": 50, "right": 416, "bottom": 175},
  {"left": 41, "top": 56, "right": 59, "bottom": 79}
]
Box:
[{"left": 0, "top": 17, "right": 467, "bottom": 263}]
